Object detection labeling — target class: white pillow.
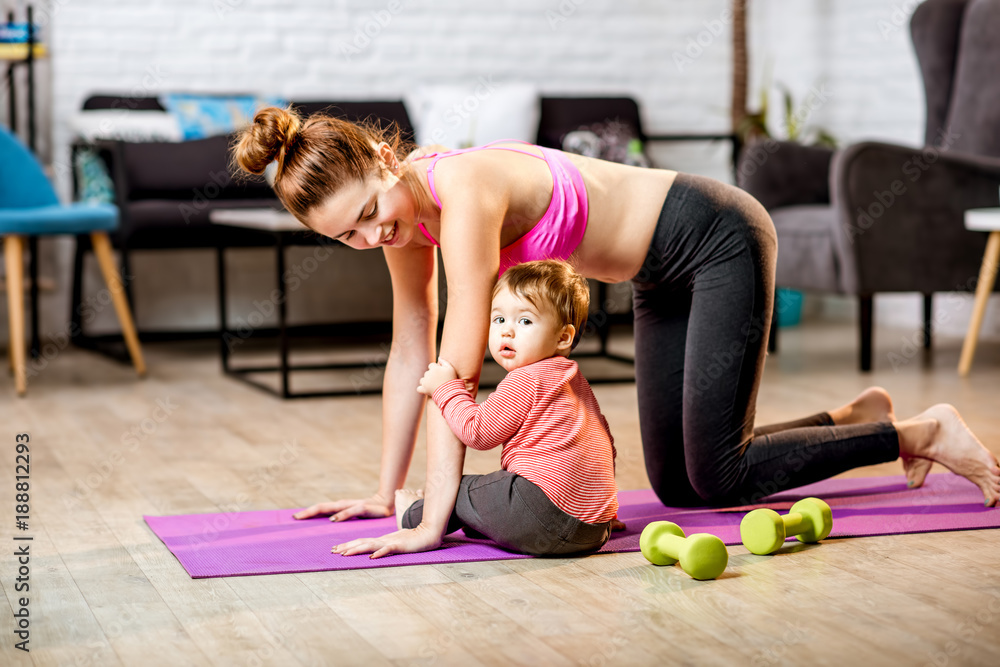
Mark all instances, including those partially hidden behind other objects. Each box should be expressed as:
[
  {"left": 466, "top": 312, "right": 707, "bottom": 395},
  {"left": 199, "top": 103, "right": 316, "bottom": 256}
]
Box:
[
  {"left": 70, "top": 110, "right": 184, "bottom": 142},
  {"left": 406, "top": 81, "right": 539, "bottom": 149}
]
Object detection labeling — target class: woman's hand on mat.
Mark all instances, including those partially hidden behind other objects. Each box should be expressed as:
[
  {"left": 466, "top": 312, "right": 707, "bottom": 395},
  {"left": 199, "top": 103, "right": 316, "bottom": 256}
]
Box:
[
  {"left": 417, "top": 358, "right": 458, "bottom": 395},
  {"left": 292, "top": 492, "right": 394, "bottom": 522},
  {"left": 333, "top": 524, "right": 442, "bottom": 559}
]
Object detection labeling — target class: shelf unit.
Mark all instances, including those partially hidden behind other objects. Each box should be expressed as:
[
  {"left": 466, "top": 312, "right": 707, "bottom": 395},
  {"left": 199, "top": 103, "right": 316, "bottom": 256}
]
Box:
[{"left": 2, "top": 5, "right": 44, "bottom": 358}]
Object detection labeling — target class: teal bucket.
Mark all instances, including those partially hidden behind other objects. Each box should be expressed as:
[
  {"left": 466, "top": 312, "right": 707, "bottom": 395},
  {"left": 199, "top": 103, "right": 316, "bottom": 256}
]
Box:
[{"left": 776, "top": 288, "right": 804, "bottom": 327}]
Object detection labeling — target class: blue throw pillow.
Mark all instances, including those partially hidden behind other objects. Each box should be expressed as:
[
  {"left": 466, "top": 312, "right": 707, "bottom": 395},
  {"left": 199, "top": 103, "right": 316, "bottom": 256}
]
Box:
[
  {"left": 74, "top": 148, "right": 115, "bottom": 204},
  {"left": 160, "top": 93, "right": 286, "bottom": 140}
]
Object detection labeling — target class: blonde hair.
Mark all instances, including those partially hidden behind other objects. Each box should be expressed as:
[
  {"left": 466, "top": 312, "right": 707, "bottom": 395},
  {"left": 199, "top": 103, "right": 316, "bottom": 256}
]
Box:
[
  {"left": 231, "top": 106, "right": 415, "bottom": 223},
  {"left": 494, "top": 260, "right": 591, "bottom": 350}
]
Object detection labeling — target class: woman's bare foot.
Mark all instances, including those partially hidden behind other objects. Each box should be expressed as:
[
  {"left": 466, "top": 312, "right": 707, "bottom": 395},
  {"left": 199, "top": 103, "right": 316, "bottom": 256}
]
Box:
[
  {"left": 829, "top": 388, "right": 935, "bottom": 488},
  {"left": 896, "top": 404, "right": 1000, "bottom": 506},
  {"left": 394, "top": 489, "right": 424, "bottom": 531},
  {"left": 902, "top": 456, "right": 934, "bottom": 489},
  {"left": 829, "top": 386, "right": 897, "bottom": 425}
]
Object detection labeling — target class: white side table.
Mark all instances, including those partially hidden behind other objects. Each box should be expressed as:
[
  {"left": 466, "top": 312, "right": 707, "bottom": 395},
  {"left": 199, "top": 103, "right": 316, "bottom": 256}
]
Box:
[
  {"left": 210, "top": 207, "right": 302, "bottom": 233},
  {"left": 958, "top": 208, "right": 1000, "bottom": 376}
]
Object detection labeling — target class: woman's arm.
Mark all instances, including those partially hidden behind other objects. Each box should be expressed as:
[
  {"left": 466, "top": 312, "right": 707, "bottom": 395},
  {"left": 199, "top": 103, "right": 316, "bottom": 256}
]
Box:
[
  {"left": 379, "top": 242, "right": 439, "bottom": 497},
  {"left": 399, "top": 159, "right": 504, "bottom": 539},
  {"left": 294, "top": 243, "right": 437, "bottom": 522},
  {"left": 336, "top": 158, "right": 507, "bottom": 558}
]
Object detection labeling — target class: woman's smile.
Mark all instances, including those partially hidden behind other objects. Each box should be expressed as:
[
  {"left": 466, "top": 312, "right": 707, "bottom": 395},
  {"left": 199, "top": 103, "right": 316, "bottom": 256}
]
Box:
[{"left": 383, "top": 222, "right": 398, "bottom": 245}]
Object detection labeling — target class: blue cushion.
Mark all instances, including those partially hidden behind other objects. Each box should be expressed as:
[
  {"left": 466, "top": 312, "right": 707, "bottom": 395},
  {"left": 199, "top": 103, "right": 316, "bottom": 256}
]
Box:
[
  {"left": 0, "top": 203, "right": 118, "bottom": 235},
  {"left": 160, "top": 93, "right": 286, "bottom": 140},
  {"left": 74, "top": 147, "right": 115, "bottom": 204}
]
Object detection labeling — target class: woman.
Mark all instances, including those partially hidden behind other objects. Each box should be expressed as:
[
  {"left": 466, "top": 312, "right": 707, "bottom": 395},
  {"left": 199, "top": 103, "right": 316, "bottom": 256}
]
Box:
[{"left": 233, "top": 107, "right": 1000, "bottom": 557}]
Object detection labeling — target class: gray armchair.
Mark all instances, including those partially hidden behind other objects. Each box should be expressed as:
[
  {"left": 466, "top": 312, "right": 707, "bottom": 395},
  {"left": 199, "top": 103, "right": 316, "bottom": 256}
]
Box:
[{"left": 738, "top": 0, "right": 1000, "bottom": 371}]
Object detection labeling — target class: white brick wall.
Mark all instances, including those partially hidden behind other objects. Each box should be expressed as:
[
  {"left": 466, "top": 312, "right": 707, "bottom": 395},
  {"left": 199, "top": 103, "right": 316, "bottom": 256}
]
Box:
[{"left": 5, "top": 0, "right": 998, "bottom": 347}]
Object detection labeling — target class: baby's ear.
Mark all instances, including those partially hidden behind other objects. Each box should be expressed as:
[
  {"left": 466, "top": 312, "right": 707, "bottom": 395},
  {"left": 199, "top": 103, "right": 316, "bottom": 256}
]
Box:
[{"left": 556, "top": 324, "right": 576, "bottom": 354}]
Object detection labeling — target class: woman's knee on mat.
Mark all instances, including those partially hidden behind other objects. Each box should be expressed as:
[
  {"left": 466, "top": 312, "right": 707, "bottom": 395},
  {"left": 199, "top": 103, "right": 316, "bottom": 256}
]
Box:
[{"left": 685, "top": 452, "right": 748, "bottom": 505}]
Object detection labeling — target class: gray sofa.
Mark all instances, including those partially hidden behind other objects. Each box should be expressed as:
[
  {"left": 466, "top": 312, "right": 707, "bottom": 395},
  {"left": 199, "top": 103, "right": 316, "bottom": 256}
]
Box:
[
  {"left": 70, "top": 96, "right": 664, "bottom": 359},
  {"left": 70, "top": 98, "right": 416, "bottom": 348},
  {"left": 738, "top": 0, "right": 1000, "bottom": 371}
]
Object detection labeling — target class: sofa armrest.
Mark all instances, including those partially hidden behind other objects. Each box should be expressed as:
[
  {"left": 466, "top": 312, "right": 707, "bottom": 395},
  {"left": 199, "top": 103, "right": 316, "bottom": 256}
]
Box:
[
  {"left": 737, "top": 139, "right": 834, "bottom": 210},
  {"left": 830, "top": 140, "right": 1000, "bottom": 294}
]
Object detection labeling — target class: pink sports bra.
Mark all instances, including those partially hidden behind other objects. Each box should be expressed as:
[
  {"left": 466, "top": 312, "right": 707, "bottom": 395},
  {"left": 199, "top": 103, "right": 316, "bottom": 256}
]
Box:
[{"left": 412, "top": 140, "right": 589, "bottom": 276}]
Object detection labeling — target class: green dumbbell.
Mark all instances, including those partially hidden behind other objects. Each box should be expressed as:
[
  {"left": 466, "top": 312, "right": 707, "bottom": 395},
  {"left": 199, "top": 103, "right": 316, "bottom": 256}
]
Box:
[
  {"left": 740, "top": 497, "right": 833, "bottom": 555},
  {"left": 639, "top": 521, "right": 729, "bottom": 580}
]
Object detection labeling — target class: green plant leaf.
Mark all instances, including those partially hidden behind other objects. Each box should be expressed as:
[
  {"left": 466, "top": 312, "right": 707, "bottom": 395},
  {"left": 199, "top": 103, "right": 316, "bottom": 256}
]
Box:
[
  {"left": 778, "top": 84, "right": 799, "bottom": 140},
  {"left": 812, "top": 128, "right": 838, "bottom": 149}
]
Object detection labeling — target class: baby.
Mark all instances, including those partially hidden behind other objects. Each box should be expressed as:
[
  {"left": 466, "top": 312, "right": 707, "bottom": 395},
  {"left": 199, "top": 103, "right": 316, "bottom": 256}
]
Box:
[{"left": 403, "top": 259, "right": 619, "bottom": 556}]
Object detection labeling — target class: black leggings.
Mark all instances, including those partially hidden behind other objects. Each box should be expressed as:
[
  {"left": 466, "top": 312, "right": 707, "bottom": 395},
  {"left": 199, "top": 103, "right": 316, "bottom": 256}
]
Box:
[{"left": 632, "top": 173, "right": 899, "bottom": 507}]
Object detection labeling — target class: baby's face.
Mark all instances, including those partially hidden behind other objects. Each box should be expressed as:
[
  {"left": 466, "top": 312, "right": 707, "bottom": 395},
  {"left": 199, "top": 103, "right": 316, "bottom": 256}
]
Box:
[{"left": 488, "top": 287, "right": 568, "bottom": 372}]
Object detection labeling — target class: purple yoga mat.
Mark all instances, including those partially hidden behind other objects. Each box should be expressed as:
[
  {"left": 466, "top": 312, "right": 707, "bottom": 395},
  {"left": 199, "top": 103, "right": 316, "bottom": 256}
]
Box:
[{"left": 144, "top": 474, "right": 999, "bottom": 578}]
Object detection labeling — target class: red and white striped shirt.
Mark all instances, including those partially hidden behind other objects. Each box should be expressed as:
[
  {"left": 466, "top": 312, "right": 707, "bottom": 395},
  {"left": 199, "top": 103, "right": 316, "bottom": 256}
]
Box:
[{"left": 431, "top": 356, "right": 618, "bottom": 524}]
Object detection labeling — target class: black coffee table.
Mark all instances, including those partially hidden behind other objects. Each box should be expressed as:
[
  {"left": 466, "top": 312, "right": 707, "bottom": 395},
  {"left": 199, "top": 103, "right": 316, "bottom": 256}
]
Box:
[{"left": 210, "top": 208, "right": 387, "bottom": 399}]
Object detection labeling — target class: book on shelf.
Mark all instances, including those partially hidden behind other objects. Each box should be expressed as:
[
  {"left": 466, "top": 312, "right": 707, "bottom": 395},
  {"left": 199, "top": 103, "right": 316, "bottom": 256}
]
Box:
[
  {"left": 0, "top": 42, "right": 46, "bottom": 60},
  {"left": 0, "top": 22, "right": 42, "bottom": 43}
]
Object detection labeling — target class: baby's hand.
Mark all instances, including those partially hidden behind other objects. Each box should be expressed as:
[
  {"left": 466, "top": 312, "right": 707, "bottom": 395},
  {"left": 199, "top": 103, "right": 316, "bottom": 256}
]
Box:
[{"left": 417, "top": 358, "right": 458, "bottom": 395}]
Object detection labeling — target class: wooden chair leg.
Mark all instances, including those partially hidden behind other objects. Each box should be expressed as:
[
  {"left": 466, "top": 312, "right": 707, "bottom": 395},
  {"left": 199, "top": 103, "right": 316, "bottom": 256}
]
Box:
[
  {"left": 959, "top": 231, "right": 1000, "bottom": 376},
  {"left": 90, "top": 232, "right": 146, "bottom": 377},
  {"left": 859, "top": 294, "right": 873, "bottom": 372},
  {"left": 4, "top": 235, "right": 27, "bottom": 396}
]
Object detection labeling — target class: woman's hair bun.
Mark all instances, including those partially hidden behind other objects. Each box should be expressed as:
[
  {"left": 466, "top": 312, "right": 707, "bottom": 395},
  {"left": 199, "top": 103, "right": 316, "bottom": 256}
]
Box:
[{"left": 233, "top": 106, "right": 302, "bottom": 175}]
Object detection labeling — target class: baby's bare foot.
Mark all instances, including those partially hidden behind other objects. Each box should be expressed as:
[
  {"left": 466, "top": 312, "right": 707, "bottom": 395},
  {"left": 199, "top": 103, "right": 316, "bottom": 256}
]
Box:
[
  {"left": 911, "top": 404, "right": 1000, "bottom": 506},
  {"left": 394, "top": 489, "right": 424, "bottom": 531},
  {"left": 832, "top": 386, "right": 897, "bottom": 425}
]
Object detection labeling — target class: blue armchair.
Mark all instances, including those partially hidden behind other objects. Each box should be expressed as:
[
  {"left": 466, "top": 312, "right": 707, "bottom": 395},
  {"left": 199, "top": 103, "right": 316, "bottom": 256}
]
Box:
[{"left": 1, "top": 126, "right": 145, "bottom": 396}]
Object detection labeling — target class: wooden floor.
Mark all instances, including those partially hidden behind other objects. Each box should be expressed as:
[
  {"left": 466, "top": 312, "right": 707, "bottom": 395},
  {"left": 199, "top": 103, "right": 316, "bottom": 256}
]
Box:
[{"left": 2, "top": 319, "right": 999, "bottom": 666}]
